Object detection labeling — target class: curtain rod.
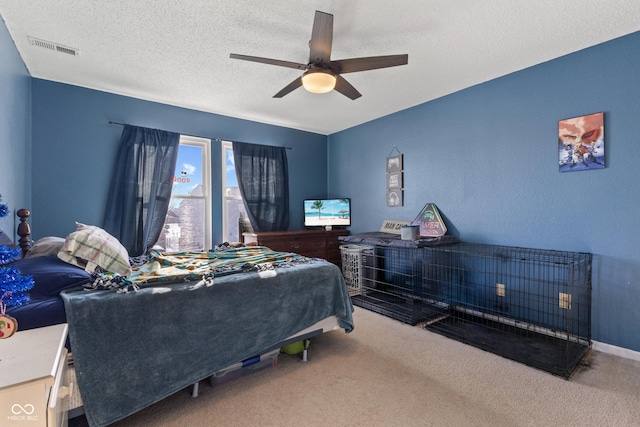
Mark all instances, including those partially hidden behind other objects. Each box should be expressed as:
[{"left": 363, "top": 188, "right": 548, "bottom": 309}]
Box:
[{"left": 108, "top": 121, "right": 292, "bottom": 149}]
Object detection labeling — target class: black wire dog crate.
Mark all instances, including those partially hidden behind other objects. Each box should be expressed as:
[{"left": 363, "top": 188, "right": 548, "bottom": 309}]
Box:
[
  {"left": 421, "top": 243, "right": 592, "bottom": 378},
  {"left": 342, "top": 243, "right": 450, "bottom": 325},
  {"left": 342, "top": 241, "right": 592, "bottom": 378}
]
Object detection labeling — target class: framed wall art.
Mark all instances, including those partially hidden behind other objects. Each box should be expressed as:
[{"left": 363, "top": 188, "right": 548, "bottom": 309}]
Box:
[
  {"left": 386, "top": 153, "right": 403, "bottom": 172},
  {"left": 558, "top": 112, "right": 604, "bottom": 172},
  {"left": 386, "top": 147, "right": 404, "bottom": 207},
  {"left": 387, "top": 171, "right": 403, "bottom": 189},
  {"left": 387, "top": 190, "right": 403, "bottom": 207}
]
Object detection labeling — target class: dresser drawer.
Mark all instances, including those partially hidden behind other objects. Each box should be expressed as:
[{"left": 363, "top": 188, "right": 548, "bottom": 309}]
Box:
[
  {"left": 249, "top": 238, "right": 288, "bottom": 252},
  {"left": 284, "top": 239, "right": 326, "bottom": 253},
  {"left": 326, "top": 247, "right": 342, "bottom": 261},
  {"left": 327, "top": 238, "right": 342, "bottom": 250}
]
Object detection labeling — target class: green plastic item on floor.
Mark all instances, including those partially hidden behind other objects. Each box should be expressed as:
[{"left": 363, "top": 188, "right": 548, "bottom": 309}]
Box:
[{"left": 281, "top": 339, "right": 310, "bottom": 355}]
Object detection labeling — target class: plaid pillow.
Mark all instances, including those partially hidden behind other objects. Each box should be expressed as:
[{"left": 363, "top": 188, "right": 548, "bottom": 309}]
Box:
[{"left": 58, "top": 222, "right": 132, "bottom": 277}]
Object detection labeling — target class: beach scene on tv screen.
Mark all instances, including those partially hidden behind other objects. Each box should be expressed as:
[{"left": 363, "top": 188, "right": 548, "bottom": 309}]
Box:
[{"left": 304, "top": 199, "right": 351, "bottom": 226}]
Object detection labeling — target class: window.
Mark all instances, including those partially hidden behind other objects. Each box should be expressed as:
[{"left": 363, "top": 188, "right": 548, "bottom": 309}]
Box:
[
  {"left": 157, "top": 135, "right": 211, "bottom": 251},
  {"left": 222, "top": 141, "right": 249, "bottom": 243}
]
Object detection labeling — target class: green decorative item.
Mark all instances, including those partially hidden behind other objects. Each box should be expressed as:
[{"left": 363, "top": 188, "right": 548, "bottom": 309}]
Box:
[{"left": 281, "top": 339, "right": 310, "bottom": 355}]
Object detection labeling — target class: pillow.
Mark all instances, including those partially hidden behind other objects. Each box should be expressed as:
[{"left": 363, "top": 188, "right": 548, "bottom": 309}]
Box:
[
  {"left": 25, "top": 236, "right": 66, "bottom": 258},
  {"left": 57, "top": 222, "right": 132, "bottom": 276},
  {"left": 10, "top": 257, "right": 92, "bottom": 297}
]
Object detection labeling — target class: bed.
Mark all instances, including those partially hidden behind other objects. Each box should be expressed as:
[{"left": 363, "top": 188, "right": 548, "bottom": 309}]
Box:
[{"left": 6, "top": 211, "right": 354, "bottom": 427}]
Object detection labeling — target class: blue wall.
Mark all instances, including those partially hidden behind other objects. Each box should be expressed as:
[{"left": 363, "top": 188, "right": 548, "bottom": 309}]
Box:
[
  {"left": 0, "top": 17, "right": 31, "bottom": 240},
  {"left": 328, "top": 31, "right": 640, "bottom": 351},
  {"left": 30, "top": 79, "right": 327, "bottom": 242}
]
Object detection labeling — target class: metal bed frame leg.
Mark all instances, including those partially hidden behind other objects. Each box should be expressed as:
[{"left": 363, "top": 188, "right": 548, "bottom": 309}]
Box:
[{"left": 191, "top": 382, "right": 199, "bottom": 398}]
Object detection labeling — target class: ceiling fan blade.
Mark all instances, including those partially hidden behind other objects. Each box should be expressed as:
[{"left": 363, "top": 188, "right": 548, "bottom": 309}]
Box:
[
  {"left": 334, "top": 75, "right": 362, "bottom": 100},
  {"left": 273, "top": 77, "right": 303, "bottom": 98},
  {"left": 331, "top": 54, "right": 408, "bottom": 74},
  {"left": 309, "top": 11, "right": 333, "bottom": 64},
  {"left": 230, "top": 53, "right": 307, "bottom": 70}
]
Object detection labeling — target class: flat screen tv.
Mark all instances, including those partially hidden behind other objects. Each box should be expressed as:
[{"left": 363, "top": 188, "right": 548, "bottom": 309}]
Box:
[{"left": 303, "top": 198, "right": 351, "bottom": 228}]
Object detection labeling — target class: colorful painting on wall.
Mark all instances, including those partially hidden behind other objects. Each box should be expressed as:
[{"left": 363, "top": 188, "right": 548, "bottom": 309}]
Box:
[{"left": 558, "top": 112, "right": 605, "bottom": 172}]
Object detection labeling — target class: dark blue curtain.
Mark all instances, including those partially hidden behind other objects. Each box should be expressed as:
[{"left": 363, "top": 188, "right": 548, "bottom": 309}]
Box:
[
  {"left": 233, "top": 142, "right": 289, "bottom": 232},
  {"left": 104, "top": 125, "right": 180, "bottom": 256}
]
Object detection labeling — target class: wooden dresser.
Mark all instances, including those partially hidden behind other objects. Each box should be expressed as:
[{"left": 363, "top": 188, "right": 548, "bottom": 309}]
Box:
[{"left": 243, "top": 229, "right": 349, "bottom": 266}]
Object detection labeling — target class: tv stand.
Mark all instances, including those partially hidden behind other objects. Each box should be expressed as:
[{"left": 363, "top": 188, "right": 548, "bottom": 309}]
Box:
[{"left": 243, "top": 229, "right": 349, "bottom": 266}]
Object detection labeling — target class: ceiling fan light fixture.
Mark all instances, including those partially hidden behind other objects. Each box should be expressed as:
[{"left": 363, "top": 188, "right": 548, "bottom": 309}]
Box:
[{"left": 301, "top": 70, "right": 336, "bottom": 94}]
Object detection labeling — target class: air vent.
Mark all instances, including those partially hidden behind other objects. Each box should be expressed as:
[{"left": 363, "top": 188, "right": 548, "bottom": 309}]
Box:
[{"left": 28, "top": 36, "right": 79, "bottom": 56}]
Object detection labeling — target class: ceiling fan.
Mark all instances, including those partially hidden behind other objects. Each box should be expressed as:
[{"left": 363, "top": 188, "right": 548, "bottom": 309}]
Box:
[{"left": 229, "top": 10, "right": 408, "bottom": 100}]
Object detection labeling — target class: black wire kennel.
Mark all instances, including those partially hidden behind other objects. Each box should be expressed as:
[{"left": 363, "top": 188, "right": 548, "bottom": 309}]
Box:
[{"left": 342, "top": 241, "right": 592, "bottom": 378}]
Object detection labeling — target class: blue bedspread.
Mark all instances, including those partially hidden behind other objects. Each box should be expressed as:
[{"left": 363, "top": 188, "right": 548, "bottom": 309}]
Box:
[{"left": 61, "top": 259, "right": 353, "bottom": 427}]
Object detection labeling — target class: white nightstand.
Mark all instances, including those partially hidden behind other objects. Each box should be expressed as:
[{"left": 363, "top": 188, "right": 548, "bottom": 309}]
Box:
[{"left": 0, "top": 323, "right": 71, "bottom": 427}]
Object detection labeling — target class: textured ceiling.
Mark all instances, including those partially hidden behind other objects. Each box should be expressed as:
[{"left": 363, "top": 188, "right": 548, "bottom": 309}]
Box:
[{"left": 2, "top": 1, "right": 640, "bottom": 135}]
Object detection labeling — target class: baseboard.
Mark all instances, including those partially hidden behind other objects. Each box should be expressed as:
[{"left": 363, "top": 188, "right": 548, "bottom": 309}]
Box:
[{"left": 592, "top": 340, "right": 640, "bottom": 362}]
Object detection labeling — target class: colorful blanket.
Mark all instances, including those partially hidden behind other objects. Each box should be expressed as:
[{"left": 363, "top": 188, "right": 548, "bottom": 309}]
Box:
[{"left": 91, "top": 246, "right": 312, "bottom": 291}]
